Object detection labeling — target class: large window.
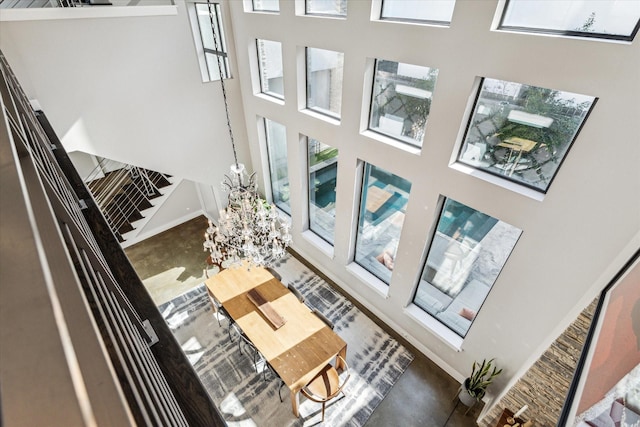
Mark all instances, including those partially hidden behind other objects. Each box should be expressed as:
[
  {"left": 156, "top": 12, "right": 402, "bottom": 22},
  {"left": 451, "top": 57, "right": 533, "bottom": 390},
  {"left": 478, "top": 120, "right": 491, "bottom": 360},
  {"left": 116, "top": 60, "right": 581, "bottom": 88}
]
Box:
[
  {"left": 306, "top": 47, "right": 344, "bottom": 119},
  {"left": 369, "top": 60, "right": 439, "bottom": 148},
  {"left": 194, "top": 2, "right": 229, "bottom": 81},
  {"left": 354, "top": 164, "right": 411, "bottom": 284},
  {"left": 252, "top": 0, "right": 279, "bottom": 12},
  {"left": 264, "top": 118, "right": 290, "bottom": 214},
  {"left": 499, "top": 0, "right": 640, "bottom": 41},
  {"left": 308, "top": 138, "right": 338, "bottom": 245},
  {"left": 257, "top": 39, "right": 284, "bottom": 99},
  {"left": 457, "top": 78, "right": 596, "bottom": 193},
  {"left": 306, "top": 0, "right": 347, "bottom": 17},
  {"left": 380, "top": 0, "right": 456, "bottom": 25},
  {"left": 414, "top": 198, "right": 521, "bottom": 337}
]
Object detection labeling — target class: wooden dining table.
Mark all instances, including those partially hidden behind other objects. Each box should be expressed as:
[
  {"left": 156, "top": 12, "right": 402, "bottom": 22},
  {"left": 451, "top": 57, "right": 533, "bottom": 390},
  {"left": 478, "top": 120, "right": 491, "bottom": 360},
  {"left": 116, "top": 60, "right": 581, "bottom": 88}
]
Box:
[{"left": 205, "top": 262, "right": 347, "bottom": 417}]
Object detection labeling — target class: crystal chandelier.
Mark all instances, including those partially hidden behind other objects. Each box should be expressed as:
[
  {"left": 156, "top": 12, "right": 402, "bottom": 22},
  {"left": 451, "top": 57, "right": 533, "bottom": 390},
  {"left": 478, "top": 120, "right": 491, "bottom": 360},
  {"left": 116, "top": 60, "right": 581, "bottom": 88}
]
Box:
[{"left": 202, "top": 1, "right": 291, "bottom": 268}]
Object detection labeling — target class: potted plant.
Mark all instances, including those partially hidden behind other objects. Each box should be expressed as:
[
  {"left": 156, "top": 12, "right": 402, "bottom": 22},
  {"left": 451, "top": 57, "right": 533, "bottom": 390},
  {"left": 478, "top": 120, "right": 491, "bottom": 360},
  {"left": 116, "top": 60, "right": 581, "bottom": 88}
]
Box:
[{"left": 459, "top": 358, "right": 503, "bottom": 407}]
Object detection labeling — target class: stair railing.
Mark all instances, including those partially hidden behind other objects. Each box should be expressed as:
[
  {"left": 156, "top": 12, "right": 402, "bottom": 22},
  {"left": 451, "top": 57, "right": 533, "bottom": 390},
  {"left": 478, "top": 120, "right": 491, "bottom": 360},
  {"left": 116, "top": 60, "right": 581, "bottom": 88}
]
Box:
[{"left": 83, "top": 159, "right": 170, "bottom": 240}]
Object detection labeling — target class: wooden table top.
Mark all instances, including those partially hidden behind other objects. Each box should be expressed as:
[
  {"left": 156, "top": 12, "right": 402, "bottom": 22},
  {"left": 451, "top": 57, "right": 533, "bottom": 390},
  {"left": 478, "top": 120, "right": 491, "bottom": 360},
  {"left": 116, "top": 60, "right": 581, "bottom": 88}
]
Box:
[
  {"left": 498, "top": 137, "right": 538, "bottom": 152},
  {"left": 366, "top": 185, "right": 394, "bottom": 213},
  {"left": 205, "top": 261, "right": 274, "bottom": 303},
  {"left": 205, "top": 264, "right": 347, "bottom": 392}
]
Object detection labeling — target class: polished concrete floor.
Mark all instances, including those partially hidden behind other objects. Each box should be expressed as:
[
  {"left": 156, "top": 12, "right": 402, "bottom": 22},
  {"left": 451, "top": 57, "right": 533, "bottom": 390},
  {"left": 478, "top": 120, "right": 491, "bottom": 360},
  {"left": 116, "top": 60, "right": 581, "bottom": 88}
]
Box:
[{"left": 124, "top": 216, "right": 482, "bottom": 426}]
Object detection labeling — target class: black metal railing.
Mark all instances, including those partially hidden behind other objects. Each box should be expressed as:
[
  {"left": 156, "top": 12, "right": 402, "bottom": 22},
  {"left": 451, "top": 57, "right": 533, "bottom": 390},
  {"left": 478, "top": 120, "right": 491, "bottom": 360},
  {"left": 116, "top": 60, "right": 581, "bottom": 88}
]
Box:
[
  {"left": 0, "top": 49, "right": 224, "bottom": 426},
  {"left": 0, "top": 0, "right": 175, "bottom": 8}
]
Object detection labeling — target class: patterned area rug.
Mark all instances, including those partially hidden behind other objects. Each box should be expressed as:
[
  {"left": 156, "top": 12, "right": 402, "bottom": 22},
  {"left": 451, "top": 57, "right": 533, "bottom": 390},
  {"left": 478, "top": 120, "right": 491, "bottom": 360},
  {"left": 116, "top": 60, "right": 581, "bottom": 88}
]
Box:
[{"left": 158, "top": 254, "right": 414, "bottom": 427}]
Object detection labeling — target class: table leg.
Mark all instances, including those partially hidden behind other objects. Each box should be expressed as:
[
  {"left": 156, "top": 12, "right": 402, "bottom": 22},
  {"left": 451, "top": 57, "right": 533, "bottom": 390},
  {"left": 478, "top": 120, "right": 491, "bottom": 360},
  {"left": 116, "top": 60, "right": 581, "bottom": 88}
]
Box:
[
  {"left": 290, "top": 389, "right": 300, "bottom": 417},
  {"left": 335, "top": 346, "right": 347, "bottom": 371}
]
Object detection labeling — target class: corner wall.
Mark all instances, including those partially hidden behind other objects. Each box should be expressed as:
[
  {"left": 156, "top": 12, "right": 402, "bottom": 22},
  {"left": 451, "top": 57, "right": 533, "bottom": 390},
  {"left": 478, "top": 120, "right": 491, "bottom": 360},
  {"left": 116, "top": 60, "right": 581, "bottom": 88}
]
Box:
[{"left": 479, "top": 299, "right": 597, "bottom": 427}]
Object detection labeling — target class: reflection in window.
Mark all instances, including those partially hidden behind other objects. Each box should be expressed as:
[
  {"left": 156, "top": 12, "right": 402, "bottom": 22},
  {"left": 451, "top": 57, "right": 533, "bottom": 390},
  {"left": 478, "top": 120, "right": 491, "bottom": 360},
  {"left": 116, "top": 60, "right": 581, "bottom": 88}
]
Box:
[
  {"left": 369, "top": 60, "right": 439, "bottom": 147},
  {"left": 306, "top": 0, "right": 347, "bottom": 17},
  {"left": 414, "top": 198, "right": 521, "bottom": 337},
  {"left": 308, "top": 138, "right": 338, "bottom": 245},
  {"left": 252, "top": 0, "right": 279, "bottom": 12},
  {"left": 499, "top": 0, "right": 640, "bottom": 41},
  {"left": 457, "top": 78, "right": 595, "bottom": 192},
  {"left": 380, "top": 0, "right": 456, "bottom": 25},
  {"left": 257, "top": 39, "right": 284, "bottom": 99},
  {"left": 306, "top": 47, "right": 344, "bottom": 119},
  {"left": 195, "top": 2, "right": 229, "bottom": 81},
  {"left": 264, "top": 118, "right": 290, "bottom": 214},
  {"left": 354, "top": 164, "right": 411, "bottom": 284}
]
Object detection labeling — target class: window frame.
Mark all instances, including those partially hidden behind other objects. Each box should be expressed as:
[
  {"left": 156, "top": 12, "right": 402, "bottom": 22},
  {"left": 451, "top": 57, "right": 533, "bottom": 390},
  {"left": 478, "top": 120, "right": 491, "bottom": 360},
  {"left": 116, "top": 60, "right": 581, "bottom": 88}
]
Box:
[
  {"left": 251, "top": 0, "right": 280, "bottom": 13},
  {"left": 497, "top": 0, "right": 640, "bottom": 42},
  {"left": 256, "top": 38, "right": 284, "bottom": 100},
  {"left": 305, "top": 0, "right": 347, "bottom": 18},
  {"left": 193, "top": 2, "right": 230, "bottom": 82},
  {"left": 411, "top": 196, "right": 522, "bottom": 338},
  {"left": 378, "top": 0, "right": 455, "bottom": 27},
  {"left": 455, "top": 77, "right": 597, "bottom": 194},
  {"left": 353, "top": 162, "right": 411, "bottom": 285},
  {"left": 367, "top": 58, "right": 438, "bottom": 149},
  {"left": 306, "top": 136, "right": 338, "bottom": 246},
  {"left": 263, "top": 118, "right": 291, "bottom": 216},
  {"left": 305, "top": 47, "right": 344, "bottom": 120}
]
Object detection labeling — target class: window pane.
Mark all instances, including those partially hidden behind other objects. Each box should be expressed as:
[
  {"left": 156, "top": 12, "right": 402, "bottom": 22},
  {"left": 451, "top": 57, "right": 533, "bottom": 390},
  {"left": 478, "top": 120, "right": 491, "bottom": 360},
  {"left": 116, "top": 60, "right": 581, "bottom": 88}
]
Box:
[
  {"left": 306, "top": 0, "right": 347, "bottom": 16},
  {"left": 355, "top": 164, "right": 411, "bottom": 284},
  {"left": 369, "top": 59, "right": 439, "bottom": 147},
  {"left": 265, "top": 119, "right": 290, "bottom": 214},
  {"left": 306, "top": 47, "right": 344, "bottom": 118},
  {"left": 204, "top": 53, "right": 228, "bottom": 81},
  {"left": 252, "top": 0, "right": 279, "bottom": 12},
  {"left": 414, "top": 198, "right": 521, "bottom": 337},
  {"left": 308, "top": 138, "right": 338, "bottom": 245},
  {"left": 457, "top": 78, "right": 595, "bottom": 192},
  {"left": 381, "top": 0, "right": 456, "bottom": 24},
  {"left": 196, "top": 3, "right": 229, "bottom": 80},
  {"left": 257, "top": 39, "right": 284, "bottom": 98},
  {"left": 500, "top": 0, "right": 640, "bottom": 40}
]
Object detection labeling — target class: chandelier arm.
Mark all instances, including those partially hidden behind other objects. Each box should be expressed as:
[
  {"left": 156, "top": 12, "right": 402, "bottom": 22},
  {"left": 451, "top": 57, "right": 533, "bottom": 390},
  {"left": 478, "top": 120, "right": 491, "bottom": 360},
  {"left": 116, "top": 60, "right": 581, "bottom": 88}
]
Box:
[
  {"left": 206, "top": 0, "right": 239, "bottom": 169},
  {"left": 202, "top": 1, "right": 291, "bottom": 269}
]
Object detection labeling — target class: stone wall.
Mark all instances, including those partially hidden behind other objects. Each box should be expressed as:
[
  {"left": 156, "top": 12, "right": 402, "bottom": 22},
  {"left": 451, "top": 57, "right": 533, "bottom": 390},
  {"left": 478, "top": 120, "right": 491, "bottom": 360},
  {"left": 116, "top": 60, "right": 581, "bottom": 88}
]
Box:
[{"left": 478, "top": 299, "right": 597, "bottom": 427}]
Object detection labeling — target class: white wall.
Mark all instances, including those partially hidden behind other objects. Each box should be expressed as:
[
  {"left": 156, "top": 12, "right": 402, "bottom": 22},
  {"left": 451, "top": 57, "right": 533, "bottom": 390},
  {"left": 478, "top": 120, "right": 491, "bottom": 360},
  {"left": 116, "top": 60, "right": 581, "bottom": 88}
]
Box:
[
  {"left": 131, "top": 178, "right": 202, "bottom": 242},
  {"left": 227, "top": 0, "right": 640, "bottom": 409},
  {"left": 68, "top": 150, "right": 101, "bottom": 181},
  {"left": 0, "top": 1, "right": 249, "bottom": 196},
  {"left": 2, "top": 0, "right": 639, "bottom": 413}
]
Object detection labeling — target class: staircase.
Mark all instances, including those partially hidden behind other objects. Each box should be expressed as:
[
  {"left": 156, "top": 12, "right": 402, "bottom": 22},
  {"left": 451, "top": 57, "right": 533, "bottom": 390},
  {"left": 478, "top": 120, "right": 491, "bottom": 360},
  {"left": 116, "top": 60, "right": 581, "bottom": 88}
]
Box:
[{"left": 85, "top": 158, "right": 175, "bottom": 243}]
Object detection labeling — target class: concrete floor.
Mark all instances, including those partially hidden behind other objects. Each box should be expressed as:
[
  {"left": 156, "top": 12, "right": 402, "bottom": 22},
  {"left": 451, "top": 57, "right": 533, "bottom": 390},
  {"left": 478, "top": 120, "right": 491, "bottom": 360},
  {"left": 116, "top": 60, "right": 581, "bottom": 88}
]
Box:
[{"left": 124, "top": 215, "right": 482, "bottom": 427}]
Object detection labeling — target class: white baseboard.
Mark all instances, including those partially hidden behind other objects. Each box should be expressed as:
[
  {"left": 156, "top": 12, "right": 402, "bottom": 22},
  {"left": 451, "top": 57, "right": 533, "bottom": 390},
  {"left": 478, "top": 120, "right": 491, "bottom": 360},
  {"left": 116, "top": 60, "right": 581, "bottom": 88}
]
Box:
[{"left": 120, "top": 210, "right": 204, "bottom": 249}]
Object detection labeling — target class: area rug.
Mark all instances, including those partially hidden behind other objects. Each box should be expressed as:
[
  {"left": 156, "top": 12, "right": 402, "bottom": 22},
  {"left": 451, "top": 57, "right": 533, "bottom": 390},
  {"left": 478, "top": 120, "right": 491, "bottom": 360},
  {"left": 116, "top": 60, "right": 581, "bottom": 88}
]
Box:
[{"left": 158, "top": 253, "right": 414, "bottom": 427}]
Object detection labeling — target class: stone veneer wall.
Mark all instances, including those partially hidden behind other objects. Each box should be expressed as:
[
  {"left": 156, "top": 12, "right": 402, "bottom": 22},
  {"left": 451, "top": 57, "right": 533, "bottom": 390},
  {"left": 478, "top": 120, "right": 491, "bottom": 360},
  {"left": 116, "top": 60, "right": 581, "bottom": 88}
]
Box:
[{"left": 478, "top": 299, "right": 597, "bottom": 427}]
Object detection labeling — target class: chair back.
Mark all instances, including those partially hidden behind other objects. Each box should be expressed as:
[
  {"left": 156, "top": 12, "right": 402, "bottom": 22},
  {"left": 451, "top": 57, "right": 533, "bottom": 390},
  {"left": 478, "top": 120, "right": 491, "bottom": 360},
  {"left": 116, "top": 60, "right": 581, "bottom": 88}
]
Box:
[
  {"left": 301, "top": 355, "right": 350, "bottom": 404},
  {"left": 312, "top": 308, "right": 334, "bottom": 330},
  {"left": 288, "top": 284, "right": 305, "bottom": 303},
  {"left": 265, "top": 266, "right": 282, "bottom": 281}
]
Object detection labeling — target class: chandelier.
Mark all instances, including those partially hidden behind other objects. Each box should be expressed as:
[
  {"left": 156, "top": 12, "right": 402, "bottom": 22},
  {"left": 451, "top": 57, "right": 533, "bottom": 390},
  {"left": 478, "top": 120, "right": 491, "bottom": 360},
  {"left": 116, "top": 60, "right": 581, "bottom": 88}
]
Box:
[{"left": 202, "top": 1, "right": 291, "bottom": 268}]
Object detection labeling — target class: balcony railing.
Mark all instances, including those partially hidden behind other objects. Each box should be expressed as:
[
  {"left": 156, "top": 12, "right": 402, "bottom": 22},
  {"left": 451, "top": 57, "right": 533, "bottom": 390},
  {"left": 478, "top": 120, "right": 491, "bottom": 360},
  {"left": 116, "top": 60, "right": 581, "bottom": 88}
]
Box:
[
  {"left": 0, "top": 49, "right": 224, "bottom": 426},
  {"left": 0, "top": 0, "right": 175, "bottom": 8}
]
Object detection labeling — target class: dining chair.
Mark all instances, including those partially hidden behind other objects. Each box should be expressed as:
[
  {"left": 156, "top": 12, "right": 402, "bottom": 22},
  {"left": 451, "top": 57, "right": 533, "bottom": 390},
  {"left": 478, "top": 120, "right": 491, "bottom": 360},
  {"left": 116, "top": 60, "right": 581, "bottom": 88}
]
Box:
[
  {"left": 301, "top": 355, "right": 350, "bottom": 422},
  {"left": 311, "top": 308, "right": 334, "bottom": 330},
  {"left": 287, "top": 283, "right": 305, "bottom": 303},
  {"left": 265, "top": 266, "right": 282, "bottom": 281},
  {"left": 206, "top": 286, "right": 225, "bottom": 326},
  {"left": 263, "top": 362, "right": 286, "bottom": 402},
  {"left": 231, "top": 323, "right": 264, "bottom": 374}
]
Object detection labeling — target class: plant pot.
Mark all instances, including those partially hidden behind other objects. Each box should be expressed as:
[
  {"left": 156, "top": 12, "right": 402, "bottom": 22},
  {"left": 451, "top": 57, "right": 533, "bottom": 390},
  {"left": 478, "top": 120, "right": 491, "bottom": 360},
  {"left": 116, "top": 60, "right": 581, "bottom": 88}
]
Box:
[{"left": 458, "top": 378, "right": 477, "bottom": 407}]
